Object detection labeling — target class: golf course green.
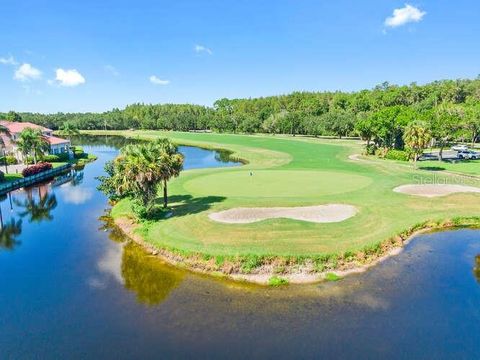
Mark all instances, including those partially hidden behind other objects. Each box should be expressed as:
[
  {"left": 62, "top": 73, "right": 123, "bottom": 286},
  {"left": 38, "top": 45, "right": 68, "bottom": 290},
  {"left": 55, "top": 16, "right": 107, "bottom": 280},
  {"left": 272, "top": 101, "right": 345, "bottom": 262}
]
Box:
[{"left": 88, "top": 130, "right": 480, "bottom": 282}]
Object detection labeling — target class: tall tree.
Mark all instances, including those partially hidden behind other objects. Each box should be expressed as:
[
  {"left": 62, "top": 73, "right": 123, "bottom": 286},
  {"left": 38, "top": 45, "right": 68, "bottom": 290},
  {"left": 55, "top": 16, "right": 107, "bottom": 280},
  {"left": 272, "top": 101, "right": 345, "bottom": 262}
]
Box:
[
  {"left": 154, "top": 139, "right": 184, "bottom": 208},
  {"left": 403, "top": 121, "right": 432, "bottom": 167},
  {"left": 98, "top": 138, "right": 184, "bottom": 216},
  {"left": 58, "top": 122, "right": 80, "bottom": 139},
  {"left": 430, "top": 104, "right": 462, "bottom": 161},
  {"left": 16, "top": 128, "right": 50, "bottom": 164},
  {"left": 464, "top": 101, "right": 480, "bottom": 147}
]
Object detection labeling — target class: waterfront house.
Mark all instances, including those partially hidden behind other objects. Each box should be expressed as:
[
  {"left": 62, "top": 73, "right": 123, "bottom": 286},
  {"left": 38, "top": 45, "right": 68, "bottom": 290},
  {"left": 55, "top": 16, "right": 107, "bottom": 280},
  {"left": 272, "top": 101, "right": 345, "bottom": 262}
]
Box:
[{"left": 0, "top": 121, "right": 71, "bottom": 160}]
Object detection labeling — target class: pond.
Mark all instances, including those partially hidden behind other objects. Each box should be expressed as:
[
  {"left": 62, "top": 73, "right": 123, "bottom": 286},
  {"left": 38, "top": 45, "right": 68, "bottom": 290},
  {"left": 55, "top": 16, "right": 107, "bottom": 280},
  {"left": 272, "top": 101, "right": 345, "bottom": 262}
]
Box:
[{"left": 1, "top": 137, "right": 480, "bottom": 359}]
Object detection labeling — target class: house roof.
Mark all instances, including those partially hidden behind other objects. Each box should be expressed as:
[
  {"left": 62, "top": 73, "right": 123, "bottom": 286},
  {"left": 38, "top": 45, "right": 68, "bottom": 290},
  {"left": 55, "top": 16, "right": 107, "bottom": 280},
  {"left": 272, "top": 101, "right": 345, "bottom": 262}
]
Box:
[
  {"left": 0, "top": 120, "right": 52, "bottom": 134},
  {"left": 44, "top": 135, "right": 70, "bottom": 145}
]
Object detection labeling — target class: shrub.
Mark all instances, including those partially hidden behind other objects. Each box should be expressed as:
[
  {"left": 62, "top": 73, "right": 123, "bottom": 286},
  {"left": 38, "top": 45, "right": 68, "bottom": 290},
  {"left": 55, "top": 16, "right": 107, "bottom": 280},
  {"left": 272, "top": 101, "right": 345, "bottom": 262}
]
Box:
[
  {"left": 374, "top": 147, "right": 388, "bottom": 158},
  {"left": 24, "top": 156, "right": 34, "bottom": 165},
  {"left": 385, "top": 149, "right": 409, "bottom": 161},
  {"left": 73, "top": 146, "right": 86, "bottom": 159},
  {"left": 0, "top": 156, "right": 17, "bottom": 165},
  {"left": 22, "top": 162, "right": 53, "bottom": 177},
  {"left": 364, "top": 143, "right": 377, "bottom": 155},
  {"left": 42, "top": 155, "right": 60, "bottom": 162},
  {"left": 42, "top": 153, "right": 69, "bottom": 162}
]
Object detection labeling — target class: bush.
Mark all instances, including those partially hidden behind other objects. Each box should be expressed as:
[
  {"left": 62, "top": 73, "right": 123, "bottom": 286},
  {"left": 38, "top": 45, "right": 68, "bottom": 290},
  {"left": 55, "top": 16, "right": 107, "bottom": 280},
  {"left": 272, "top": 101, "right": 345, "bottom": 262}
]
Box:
[
  {"left": 22, "top": 162, "right": 53, "bottom": 177},
  {"left": 42, "top": 153, "right": 69, "bottom": 162},
  {"left": 364, "top": 143, "right": 377, "bottom": 155},
  {"left": 385, "top": 149, "right": 409, "bottom": 161},
  {"left": 24, "top": 156, "right": 34, "bottom": 165},
  {"left": 374, "top": 147, "right": 388, "bottom": 158},
  {"left": 0, "top": 156, "right": 17, "bottom": 165},
  {"left": 42, "top": 154, "right": 60, "bottom": 162},
  {"left": 74, "top": 148, "right": 86, "bottom": 159}
]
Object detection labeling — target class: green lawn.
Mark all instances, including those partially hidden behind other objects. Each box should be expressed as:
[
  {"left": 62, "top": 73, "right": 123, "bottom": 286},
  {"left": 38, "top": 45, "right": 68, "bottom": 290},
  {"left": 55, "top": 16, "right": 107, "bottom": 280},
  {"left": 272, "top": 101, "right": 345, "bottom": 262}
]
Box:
[
  {"left": 3, "top": 173, "right": 23, "bottom": 183},
  {"left": 419, "top": 159, "right": 480, "bottom": 176},
  {"left": 84, "top": 130, "right": 480, "bottom": 261}
]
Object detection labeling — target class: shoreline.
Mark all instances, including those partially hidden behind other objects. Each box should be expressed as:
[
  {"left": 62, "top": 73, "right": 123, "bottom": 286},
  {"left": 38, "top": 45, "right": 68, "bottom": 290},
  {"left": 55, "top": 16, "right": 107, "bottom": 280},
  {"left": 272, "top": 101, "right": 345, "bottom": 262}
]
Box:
[{"left": 112, "top": 215, "right": 479, "bottom": 285}]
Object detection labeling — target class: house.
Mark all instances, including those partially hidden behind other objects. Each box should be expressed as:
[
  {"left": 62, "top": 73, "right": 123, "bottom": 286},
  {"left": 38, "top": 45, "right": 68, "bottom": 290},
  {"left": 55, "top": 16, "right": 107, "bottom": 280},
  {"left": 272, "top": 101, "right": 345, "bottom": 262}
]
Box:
[{"left": 0, "top": 121, "right": 71, "bottom": 159}]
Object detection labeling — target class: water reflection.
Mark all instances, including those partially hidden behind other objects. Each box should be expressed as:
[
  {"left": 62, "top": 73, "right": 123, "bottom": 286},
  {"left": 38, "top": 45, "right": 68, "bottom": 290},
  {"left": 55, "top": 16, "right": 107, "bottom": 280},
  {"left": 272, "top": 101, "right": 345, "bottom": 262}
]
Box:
[
  {"left": 474, "top": 255, "right": 480, "bottom": 283},
  {"left": 0, "top": 218, "right": 22, "bottom": 250},
  {"left": 96, "top": 216, "right": 185, "bottom": 305},
  {"left": 59, "top": 186, "right": 93, "bottom": 205},
  {"left": 15, "top": 187, "right": 57, "bottom": 223},
  {"left": 121, "top": 243, "right": 185, "bottom": 306}
]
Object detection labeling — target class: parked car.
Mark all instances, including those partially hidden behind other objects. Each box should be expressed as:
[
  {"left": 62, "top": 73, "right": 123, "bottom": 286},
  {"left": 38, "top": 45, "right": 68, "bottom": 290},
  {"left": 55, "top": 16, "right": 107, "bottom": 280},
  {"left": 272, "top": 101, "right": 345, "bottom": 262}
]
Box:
[
  {"left": 458, "top": 150, "right": 479, "bottom": 160},
  {"left": 451, "top": 144, "right": 469, "bottom": 152}
]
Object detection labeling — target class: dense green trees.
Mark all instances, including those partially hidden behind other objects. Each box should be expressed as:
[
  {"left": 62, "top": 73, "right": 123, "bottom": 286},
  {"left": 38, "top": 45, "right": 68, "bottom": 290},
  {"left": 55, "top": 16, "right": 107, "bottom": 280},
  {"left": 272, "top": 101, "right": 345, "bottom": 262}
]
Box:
[{"left": 2, "top": 77, "right": 480, "bottom": 151}]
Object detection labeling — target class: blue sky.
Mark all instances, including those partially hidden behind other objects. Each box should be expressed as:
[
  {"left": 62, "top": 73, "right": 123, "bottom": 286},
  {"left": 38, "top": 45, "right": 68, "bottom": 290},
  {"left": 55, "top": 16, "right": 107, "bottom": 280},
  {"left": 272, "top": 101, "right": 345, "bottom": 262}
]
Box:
[{"left": 1, "top": 0, "right": 479, "bottom": 113}]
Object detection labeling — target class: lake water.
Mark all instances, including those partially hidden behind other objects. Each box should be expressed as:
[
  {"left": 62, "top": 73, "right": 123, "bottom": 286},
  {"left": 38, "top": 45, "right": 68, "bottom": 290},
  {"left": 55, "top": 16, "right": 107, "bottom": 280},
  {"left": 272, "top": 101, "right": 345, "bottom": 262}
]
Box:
[{"left": 1, "top": 137, "right": 480, "bottom": 359}]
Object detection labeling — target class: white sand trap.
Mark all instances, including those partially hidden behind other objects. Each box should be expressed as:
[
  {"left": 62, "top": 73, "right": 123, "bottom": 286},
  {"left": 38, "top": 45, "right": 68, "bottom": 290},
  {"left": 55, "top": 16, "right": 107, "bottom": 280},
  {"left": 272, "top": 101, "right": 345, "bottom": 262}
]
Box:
[
  {"left": 393, "top": 184, "right": 480, "bottom": 198},
  {"left": 209, "top": 204, "right": 358, "bottom": 224}
]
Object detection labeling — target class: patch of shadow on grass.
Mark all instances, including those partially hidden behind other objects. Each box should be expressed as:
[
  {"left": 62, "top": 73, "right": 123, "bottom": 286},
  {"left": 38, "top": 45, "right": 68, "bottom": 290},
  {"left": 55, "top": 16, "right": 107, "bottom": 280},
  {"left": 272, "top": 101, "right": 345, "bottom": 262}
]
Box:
[
  {"left": 151, "top": 195, "right": 226, "bottom": 220},
  {"left": 419, "top": 166, "right": 446, "bottom": 172}
]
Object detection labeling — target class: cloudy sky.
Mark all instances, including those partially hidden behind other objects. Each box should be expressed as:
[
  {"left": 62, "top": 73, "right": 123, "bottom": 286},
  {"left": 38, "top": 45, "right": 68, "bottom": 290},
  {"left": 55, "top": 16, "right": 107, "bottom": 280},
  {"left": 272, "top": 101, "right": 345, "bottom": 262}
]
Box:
[{"left": 0, "top": 0, "right": 478, "bottom": 113}]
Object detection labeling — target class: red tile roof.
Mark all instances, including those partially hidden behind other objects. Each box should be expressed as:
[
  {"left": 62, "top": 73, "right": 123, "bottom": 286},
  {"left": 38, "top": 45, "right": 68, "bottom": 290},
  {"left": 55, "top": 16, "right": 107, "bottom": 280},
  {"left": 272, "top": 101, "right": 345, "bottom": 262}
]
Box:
[
  {"left": 0, "top": 120, "right": 52, "bottom": 134},
  {"left": 44, "top": 136, "right": 70, "bottom": 145}
]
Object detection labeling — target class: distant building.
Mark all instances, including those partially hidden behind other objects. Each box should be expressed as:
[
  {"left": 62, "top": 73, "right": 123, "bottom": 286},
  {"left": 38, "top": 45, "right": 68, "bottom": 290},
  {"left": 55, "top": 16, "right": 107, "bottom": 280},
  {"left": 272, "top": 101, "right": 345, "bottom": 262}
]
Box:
[{"left": 0, "top": 121, "right": 71, "bottom": 159}]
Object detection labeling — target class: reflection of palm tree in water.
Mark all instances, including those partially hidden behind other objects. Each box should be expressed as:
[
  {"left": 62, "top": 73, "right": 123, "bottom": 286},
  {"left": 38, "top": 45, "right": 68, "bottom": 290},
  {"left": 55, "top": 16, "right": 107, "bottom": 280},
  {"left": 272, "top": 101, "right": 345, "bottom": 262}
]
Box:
[
  {"left": 121, "top": 242, "right": 184, "bottom": 306},
  {"left": 0, "top": 218, "right": 22, "bottom": 250},
  {"left": 15, "top": 187, "right": 58, "bottom": 223},
  {"left": 474, "top": 255, "right": 480, "bottom": 284}
]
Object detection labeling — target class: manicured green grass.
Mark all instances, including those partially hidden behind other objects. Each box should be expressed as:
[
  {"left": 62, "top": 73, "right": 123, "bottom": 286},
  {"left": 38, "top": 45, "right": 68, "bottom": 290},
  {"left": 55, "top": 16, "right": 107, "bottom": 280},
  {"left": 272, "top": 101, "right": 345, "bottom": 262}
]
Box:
[
  {"left": 87, "top": 130, "right": 480, "bottom": 259},
  {"left": 419, "top": 159, "right": 480, "bottom": 176},
  {"left": 3, "top": 173, "right": 23, "bottom": 183}
]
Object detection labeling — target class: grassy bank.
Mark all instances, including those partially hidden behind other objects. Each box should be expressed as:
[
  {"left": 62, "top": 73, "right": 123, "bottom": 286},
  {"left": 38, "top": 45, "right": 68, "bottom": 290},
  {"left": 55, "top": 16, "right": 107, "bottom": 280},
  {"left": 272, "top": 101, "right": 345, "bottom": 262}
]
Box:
[{"left": 85, "top": 130, "right": 480, "bottom": 281}]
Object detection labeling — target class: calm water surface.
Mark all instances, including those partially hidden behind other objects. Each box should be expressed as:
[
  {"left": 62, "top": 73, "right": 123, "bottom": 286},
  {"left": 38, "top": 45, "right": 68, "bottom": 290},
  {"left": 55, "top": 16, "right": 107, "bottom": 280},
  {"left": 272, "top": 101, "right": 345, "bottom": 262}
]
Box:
[{"left": 1, "top": 137, "right": 480, "bottom": 359}]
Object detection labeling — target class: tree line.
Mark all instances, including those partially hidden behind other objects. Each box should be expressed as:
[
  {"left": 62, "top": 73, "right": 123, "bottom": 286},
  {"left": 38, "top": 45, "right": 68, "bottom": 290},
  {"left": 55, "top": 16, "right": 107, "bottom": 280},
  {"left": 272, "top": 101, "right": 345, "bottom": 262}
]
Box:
[{"left": 2, "top": 77, "right": 480, "bottom": 154}]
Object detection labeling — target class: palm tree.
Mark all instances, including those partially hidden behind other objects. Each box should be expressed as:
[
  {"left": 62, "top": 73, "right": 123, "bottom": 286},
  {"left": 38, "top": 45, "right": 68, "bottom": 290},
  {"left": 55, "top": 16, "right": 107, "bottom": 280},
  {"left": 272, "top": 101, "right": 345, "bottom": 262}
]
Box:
[
  {"left": 111, "top": 143, "right": 165, "bottom": 214},
  {"left": 99, "top": 138, "right": 184, "bottom": 216},
  {"left": 0, "top": 125, "right": 11, "bottom": 172},
  {"left": 403, "top": 121, "right": 432, "bottom": 168},
  {"left": 154, "top": 139, "right": 184, "bottom": 208},
  {"left": 16, "top": 128, "right": 50, "bottom": 164},
  {"left": 58, "top": 122, "right": 80, "bottom": 140}
]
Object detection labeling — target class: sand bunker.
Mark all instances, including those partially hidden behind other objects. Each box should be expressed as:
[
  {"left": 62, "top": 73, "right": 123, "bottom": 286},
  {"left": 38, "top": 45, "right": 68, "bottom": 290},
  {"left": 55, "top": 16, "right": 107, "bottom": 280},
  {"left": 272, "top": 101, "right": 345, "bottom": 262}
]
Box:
[
  {"left": 393, "top": 184, "right": 480, "bottom": 198},
  {"left": 209, "top": 204, "right": 358, "bottom": 224}
]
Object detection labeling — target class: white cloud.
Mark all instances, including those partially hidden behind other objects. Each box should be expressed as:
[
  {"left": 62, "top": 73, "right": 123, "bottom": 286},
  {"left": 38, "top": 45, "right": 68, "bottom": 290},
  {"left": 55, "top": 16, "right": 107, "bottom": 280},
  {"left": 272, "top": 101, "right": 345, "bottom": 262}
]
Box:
[
  {"left": 14, "top": 63, "right": 42, "bottom": 81},
  {"left": 149, "top": 75, "right": 170, "bottom": 85},
  {"left": 194, "top": 44, "right": 212, "bottom": 55},
  {"left": 0, "top": 55, "right": 17, "bottom": 65},
  {"left": 53, "top": 68, "right": 86, "bottom": 87},
  {"left": 104, "top": 64, "right": 119, "bottom": 76},
  {"left": 385, "top": 4, "right": 426, "bottom": 28},
  {"left": 59, "top": 185, "right": 93, "bottom": 204}
]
